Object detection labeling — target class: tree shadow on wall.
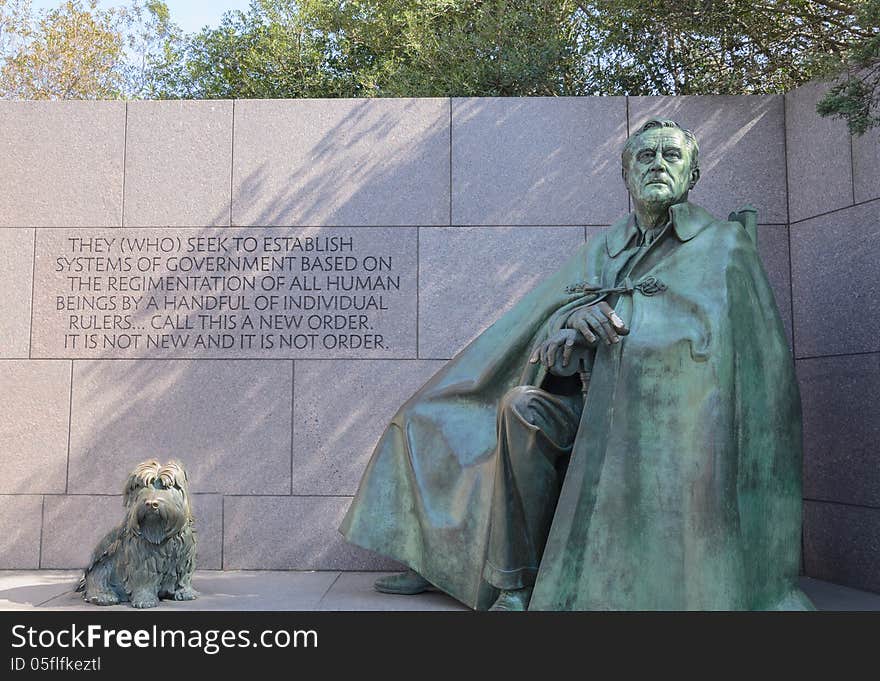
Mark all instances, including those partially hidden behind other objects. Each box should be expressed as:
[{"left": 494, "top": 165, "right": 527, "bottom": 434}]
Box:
[
  {"left": 37, "top": 99, "right": 450, "bottom": 571},
  {"left": 233, "top": 98, "right": 450, "bottom": 226},
  {"left": 450, "top": 97, "right": 627, "bottom": 225}
]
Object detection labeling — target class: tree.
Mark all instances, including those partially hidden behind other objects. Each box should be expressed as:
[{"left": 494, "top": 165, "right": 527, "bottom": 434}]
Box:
[
  {"left": 122, "top": 0, "right": 181, "bottom": 98},
  {"left": 816, "top": 0, "right": 879, "bottom": 134},
  {"left": 0, "top": 0, "right": 127, "bottom": 99},
  {"left": 145, "top": 0, "right": 350, "bottom": 99},
  {"left": 146, "top": 0, "right": 584, "bottom": 99},
  {"left": 0, "top": 0, "right": 32, "bottom": 59},
  {"left": 143, "top": 0, "right": 879, "bottom": 131},
  {"left": 574, "top": 0, "right": 879, "bottom": 132},
  {"left": 0, "top": 0, "right": 176, "bottom": 99},
  {"left": 574, "top": 1, "right": 874, "bottom": 95},
  {"left": 310, "top": 0, "right": 585, "bottom": 97},
  {"left": 2, "top": 0, "right": 876, "bottom": 132}
]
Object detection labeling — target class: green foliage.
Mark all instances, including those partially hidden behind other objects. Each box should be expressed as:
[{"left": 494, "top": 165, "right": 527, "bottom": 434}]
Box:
[
  {"left": 0, "top": 0, "right": 127, "bottom": 98},
  {"left": 0, "top": 0, "right": 877, "bottom": 132},
  {"left": 144, "top": 0, "right": 354, "bottom": 99},
  {"left": 576, "top": 1, "right": 872, "bottom": 96},
  {"left": 0, "top": 0, "right": 32, "bottom": 58},
  {"left": 815, "top": 0, "right": 879, "bottom": 134},
  {"left": 310, "top": 0, "right": 585, "bottom": 97},
  {"left": 122, "top": 0, "right": 180, "bottom": 97},
  {"left": 147, "top": 0, "right": 877, "bottom": 130},
  {"left": 0, "top": 0, "right": 175, "bottom": 99},
  {"left": 146, "top": 0, "right": 584, "bottom": 98}
]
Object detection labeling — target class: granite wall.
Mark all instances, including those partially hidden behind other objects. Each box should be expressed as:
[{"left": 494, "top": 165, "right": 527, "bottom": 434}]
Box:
[
  {"left": 0, "top": 91, "right": 875, "bottom": 593},
  {"left": 787, "top": 83, "right": 880, "bottom": 594}
]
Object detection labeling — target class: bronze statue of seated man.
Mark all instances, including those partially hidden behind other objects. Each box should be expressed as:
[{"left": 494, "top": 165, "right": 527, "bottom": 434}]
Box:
[{"left": 342, "top": 118, "right": 813, "bottom": 611}]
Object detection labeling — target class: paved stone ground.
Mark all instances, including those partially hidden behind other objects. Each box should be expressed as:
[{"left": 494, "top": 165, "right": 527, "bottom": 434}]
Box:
[{"left": 1, "top": 572, "right": 877, "bottom": 611}]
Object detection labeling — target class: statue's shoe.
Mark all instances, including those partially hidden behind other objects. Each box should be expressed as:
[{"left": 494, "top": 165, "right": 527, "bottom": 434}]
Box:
[
  {"left": 374, "top": 570, "right": 433, "bottom": 595},
  {"left": 488, "top": 587, "right": 533, "bottom": 611}
]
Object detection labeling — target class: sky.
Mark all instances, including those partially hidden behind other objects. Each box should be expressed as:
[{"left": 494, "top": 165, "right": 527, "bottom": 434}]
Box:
[{"left": 30, "top": 0, "right": 255, "bottom": 35}]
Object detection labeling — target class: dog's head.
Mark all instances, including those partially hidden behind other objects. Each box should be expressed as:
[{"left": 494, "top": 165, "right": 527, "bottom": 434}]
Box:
[{"left": 122, "top": 460, "right": 193, "bottom": 544}]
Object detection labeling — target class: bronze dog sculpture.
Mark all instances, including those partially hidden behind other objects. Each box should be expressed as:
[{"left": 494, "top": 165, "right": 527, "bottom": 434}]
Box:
[{"left": 77, "top": 460, "right": 198, "bottom": 608}]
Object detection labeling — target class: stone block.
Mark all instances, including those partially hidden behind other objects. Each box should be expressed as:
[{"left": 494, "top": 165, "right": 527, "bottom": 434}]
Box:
[
  {"left": 68, "top": 360, "right": 292, "bottom": 495},
  {"left": 804, "top": 501, "right": 880, "bottom": 595},
  {"left": 786, "top": 81, "right": 854, "bottom": 223},
  {"left": 0, "top": 101, "right": 124, "bottom": 227},
  {"left": 31, "top": 227, "right": 417, "bottom": 359},
  {"left": 419, "top": 226, "right": 586, "bottom": 358},
  {"left": 0, "top": 496, "right": 42, "bottom": 568},
  {"left": 41, "top": 495, "right": 120, "bottom": 569},
  {"left": 41, "top": 493, "right": 223, "bottom": 570},
  {"left": 630, "top": 95, "right": 787, "bottom": 223},
  {"left": 756, "top": 224, "right": 793, "bottom": 345},
  {"left": 0, "top": 229, "right": 34, "bottom": 358},
  {"left": 223, "top": 496, "right": 400, "bottom": 570},
  {"left": 452, "top": 97, "right": 628, "bottom": 225},
  {"left": 232, "top": 98, "right": 449, "bottom": 226},
  {"left": 293, "top": 359, "right": 445, "bottom": 495},
  {"left": 192, "top": 494, "right": 223, "bottom": 569},
  {"left": 790, "top": 201, "right": 880, "bottom": 358},
  {"left": 123, "top": 100, "right": 233, "bottom": 227},
  {"left": 852, "top": 125, "right": 880, "bottom": 204},
  {"left": 797, "top": 355, "right": 880, "bottom": 508},
  {"left": 0, "top": 361, "right": 70, "bottom": 494}
]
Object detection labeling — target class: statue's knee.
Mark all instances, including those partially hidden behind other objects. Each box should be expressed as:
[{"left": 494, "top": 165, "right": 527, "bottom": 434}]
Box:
[{"left": 500, "top": 385, "right": 540, "bottom": 421}]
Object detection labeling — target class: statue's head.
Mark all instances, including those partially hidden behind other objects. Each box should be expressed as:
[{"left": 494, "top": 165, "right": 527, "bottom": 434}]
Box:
[{"left": 621, "top": 118, "right": 700, "bottom": 213}]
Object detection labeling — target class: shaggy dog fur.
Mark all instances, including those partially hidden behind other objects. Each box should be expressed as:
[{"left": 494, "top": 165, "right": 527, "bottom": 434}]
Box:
[{"left": 77, "top": 460, "right": 198, "bottom": 608}]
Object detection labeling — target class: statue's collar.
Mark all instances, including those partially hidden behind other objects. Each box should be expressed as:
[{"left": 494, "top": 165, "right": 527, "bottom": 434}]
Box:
[{"left": 605, "top": 201, "right": 715, "bottom": 257}]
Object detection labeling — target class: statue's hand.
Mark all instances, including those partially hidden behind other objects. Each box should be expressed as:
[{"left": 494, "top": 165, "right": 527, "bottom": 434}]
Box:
[
  {"left": 565, "top": 302, "right": 629, "bottom": 345},
  {"left": 529, "top": 329, "right": 584, "bottom": 369}
]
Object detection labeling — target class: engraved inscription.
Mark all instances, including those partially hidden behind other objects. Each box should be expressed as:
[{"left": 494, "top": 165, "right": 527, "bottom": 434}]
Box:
[{"left": 32, "top": 228, "right": 416, "bottom": 358}]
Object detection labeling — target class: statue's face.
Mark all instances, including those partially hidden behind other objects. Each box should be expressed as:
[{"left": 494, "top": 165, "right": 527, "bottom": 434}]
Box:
[{"left": 624, "top": 127, "right": 697, "bottom": 211}]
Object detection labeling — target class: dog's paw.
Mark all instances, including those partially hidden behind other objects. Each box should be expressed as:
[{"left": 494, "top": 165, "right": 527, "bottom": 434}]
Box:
[
  {"left": 130, "top": 593, "right": 160, "bottom": 609},
  {"left": 173, "top": 587, "right": 199, "bottom": 601},
  {"left": 87, "top": 592, "right": 119, "bottom": 606}
]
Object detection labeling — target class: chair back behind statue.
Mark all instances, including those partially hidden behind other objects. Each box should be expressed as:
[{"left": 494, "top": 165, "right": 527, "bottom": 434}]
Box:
[{"left": 729, "top": 204, "right": 758, "bottom": 244}]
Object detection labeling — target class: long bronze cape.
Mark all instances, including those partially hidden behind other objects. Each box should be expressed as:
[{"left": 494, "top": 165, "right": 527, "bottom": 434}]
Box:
[{"left": 340, "top": 201, "right": 812, "bottom": 611}]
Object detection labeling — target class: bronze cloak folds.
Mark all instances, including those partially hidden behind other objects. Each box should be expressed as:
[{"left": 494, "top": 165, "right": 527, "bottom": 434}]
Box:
[{"left": 340, "top": 201, "right": 812, "bottom": 611}]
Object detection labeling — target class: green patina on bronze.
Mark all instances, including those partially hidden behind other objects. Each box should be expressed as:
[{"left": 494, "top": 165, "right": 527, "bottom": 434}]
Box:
[{"left": 340, "top": 119, "right": 813, "bottom": 611}]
